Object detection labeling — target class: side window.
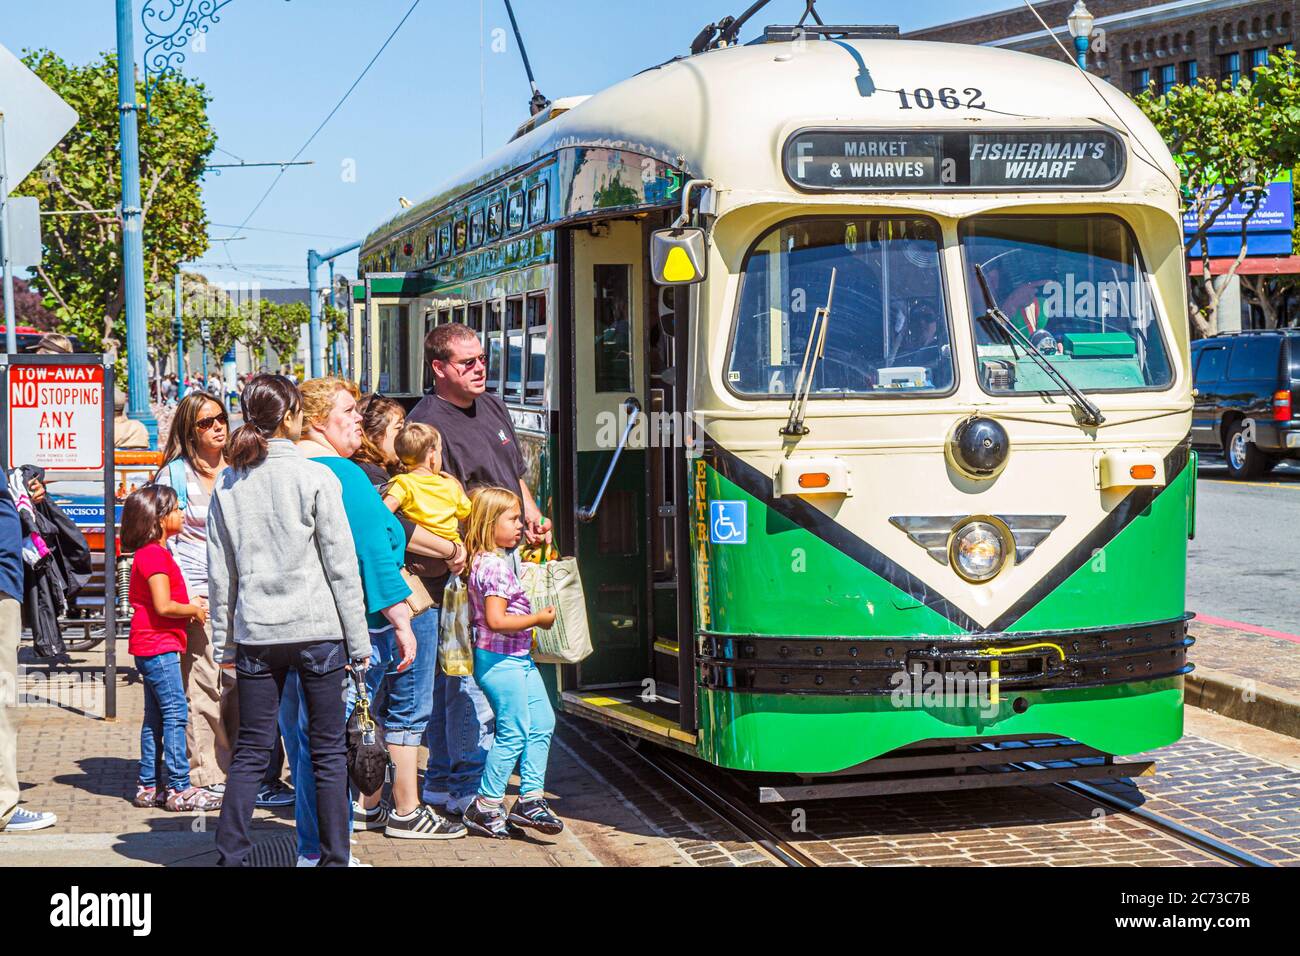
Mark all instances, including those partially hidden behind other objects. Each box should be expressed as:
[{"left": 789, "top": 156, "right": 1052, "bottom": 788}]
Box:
[
  {"left": 1194, "top": 346, "right": 1227, "bottom": 388},
  {"left": 377, "top": 304, "right": 411, "bottom": 394},
  {"left": 1227, "top": 337, "right": 1281, "bottom": 381},
  {"left": 438, "top": 224, "right": 451, "bottom": 258},
  {"left": 454, "top": 215, "right": 468, "bottom": 254},
  {"left": 486, "top": 297, "right": 504, "bottom": 394},
  {"left": 469, "top": 209, "right": 485, "bottom": 247},
  {"left": 594, "top": 264, "right": 633, "bottom": 393},
  {"left": 525, "top": 292, "right": 547, "bottom": 405},
  {"left": 505, "top": 297, "right": 525, "bottom": 402},
  {"left": 527, "top": 182, "right": 549, "bottom": 225},
  {"left": 507, "top": 191, "right": 525, "bottom": 232},
  {"left": 468, "top": 302, "right": 484, "bottom": 339},
  {"left": 487, "top": 201, "right": 504, "bottom": 241}
]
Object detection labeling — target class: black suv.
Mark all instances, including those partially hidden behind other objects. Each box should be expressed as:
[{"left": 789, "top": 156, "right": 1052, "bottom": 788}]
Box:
[{"left": 1191, "top": 330, "right": 1300, "bottom": 479}]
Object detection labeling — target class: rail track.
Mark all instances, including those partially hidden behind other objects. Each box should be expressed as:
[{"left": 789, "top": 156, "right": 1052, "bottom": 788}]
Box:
[{"left": 614, "top": 732, "right": 1274, "bottom": 868}]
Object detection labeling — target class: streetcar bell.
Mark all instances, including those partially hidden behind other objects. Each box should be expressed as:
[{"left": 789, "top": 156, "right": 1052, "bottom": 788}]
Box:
[
  {"left": 947, "top": 416, "right": 1010, "bottom": 480},
  {"left": 650, "top": 228, "right": 708, "bottom": 286}
]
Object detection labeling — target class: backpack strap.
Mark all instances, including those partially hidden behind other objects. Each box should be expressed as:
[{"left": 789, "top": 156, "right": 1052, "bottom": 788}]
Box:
[{"left": 164, "top": 457, "right": 189, "bottom": 511}]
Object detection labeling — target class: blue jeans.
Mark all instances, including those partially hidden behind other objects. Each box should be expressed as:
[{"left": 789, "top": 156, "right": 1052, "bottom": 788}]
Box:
[
  {"left": 136, "top": 652, "right": 191, "bottom": 791},
  {"left": 215, "top": 641, "right": 350, "bottom": 868},
  {"left": 473, "top": 649, "right": 554, "bottom": 801},
  {"left": 423, "top": 612, "right": 493, "bottom": 809},
  {"left": 366, "top": 621, "right": 437, "bottom": 746}
]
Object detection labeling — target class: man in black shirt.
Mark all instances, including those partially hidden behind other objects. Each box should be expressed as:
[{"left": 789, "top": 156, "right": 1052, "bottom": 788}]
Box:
[
  {"left": 407, "top": 322, "right": 551, "bottom": 816},
  {"left": 406, "top": 324, "right": 551, "bottom": 542}
]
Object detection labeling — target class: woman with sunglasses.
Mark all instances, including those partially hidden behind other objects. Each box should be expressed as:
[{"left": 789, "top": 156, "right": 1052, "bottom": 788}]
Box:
[{"left": 153, "top": 392, "right": 238, "bottom": 804}]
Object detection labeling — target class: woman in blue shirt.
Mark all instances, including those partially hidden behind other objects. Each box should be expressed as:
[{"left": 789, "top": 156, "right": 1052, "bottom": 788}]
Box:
[{"left": 296, "top": 378, "right": 465, "bottom": 850}]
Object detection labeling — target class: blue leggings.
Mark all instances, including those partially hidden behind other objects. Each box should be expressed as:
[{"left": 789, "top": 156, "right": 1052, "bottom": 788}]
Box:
[{"left": 473, "top": 649, "right": 554, "bottom": 801}]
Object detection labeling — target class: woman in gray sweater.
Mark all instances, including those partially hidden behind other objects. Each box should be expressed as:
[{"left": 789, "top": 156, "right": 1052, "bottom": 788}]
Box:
[{"left": 208, "top": 375, "right": 370, "bottom": 867}]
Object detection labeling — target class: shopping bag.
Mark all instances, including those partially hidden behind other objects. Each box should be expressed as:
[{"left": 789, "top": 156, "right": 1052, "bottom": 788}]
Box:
[
  {"left": 439, "top": 576, "right": 474, "bottom": 676},
  {"left": 519, "top": 554, "right": 592, "bottom": 664}
]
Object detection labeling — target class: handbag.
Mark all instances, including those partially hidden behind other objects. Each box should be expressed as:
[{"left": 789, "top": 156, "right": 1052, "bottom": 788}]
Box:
[
  {"left": 400, "top": 566, "right": 436, "bottom": 618},
  {"left": 346, "top": 671, "right": 389, "bottom": 795},
  {"left": 439, "top": 575, "right": 474, "bottom": 676},
  {"left": 519, "top": 550, "right": 593, "bottom": 664}
]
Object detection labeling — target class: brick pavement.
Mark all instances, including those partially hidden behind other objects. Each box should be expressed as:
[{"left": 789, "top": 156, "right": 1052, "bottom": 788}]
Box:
[
  {"left": 1187, "top": 618, "right": 1300, "bottom": 739},
  {"left": 0, "top": 644, "right": 695, "bottom": 867}
]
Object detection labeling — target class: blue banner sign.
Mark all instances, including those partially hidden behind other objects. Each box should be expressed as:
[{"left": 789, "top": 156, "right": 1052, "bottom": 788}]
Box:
[{"left": 1182, "top": 172, "right": 1295, "bottom": 257}]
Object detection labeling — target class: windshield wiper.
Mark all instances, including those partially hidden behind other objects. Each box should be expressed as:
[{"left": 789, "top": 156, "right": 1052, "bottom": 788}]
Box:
[
  {"left": 972, "top": 263, "right": 1105, "bottom": 427},
  {"left": 781, "top": 267, "right": 836, "bottom": 437}
]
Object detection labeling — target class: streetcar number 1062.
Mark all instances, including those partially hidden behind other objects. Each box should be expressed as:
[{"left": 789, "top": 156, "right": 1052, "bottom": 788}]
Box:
[{"left": 898, "top": 87, "right": 986, "bottom": 110}]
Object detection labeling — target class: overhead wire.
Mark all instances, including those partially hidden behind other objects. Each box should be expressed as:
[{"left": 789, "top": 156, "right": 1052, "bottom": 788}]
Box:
[{"left": 220, "top": 0, "right": 422, "bottom": 279}]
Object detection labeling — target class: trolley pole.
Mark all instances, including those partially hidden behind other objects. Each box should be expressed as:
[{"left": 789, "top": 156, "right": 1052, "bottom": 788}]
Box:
[
  {"left": 307, "top": 240, "right": 359, "bottom": 380},
  {"left": 116, "top": 0, "right": 158, "bottom": 447}
]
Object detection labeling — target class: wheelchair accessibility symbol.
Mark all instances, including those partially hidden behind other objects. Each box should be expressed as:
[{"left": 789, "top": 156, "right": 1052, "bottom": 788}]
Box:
[{"left": 709, "top": 500, "right": 747, "bottom": 545}]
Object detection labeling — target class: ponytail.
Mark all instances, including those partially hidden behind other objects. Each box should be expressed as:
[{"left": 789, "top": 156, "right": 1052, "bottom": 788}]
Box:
[{"left": 227, "top": 374, "right": 301, "bottom": 470}]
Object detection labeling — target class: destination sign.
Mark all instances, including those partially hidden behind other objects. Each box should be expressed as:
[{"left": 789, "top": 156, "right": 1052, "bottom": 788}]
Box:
[{"left": 783, "top": 129, "right": 1125, "bottom": 192}]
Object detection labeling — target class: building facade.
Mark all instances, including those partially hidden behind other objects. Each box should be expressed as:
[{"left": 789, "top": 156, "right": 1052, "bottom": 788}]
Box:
[{"left": 904, "top": 0, "right": 1295, "bottom": 95}]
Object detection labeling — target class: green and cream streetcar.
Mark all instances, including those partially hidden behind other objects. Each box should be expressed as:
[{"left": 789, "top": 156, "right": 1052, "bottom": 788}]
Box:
[{"left": 351, "top": 22, "right": 1195, "bottom": 795}]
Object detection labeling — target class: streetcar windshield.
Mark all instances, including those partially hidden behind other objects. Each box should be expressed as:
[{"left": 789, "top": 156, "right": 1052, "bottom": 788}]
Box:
[
  {"left": 727, "top": 217, "right": 954, "bottom": 397},
  {"left": 961, "top": 216, "right": 1174, "bottom": 394}
]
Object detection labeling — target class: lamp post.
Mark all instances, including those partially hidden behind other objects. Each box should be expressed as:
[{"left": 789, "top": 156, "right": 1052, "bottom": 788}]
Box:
[
  {"left": 1067, "top": 1, "right": 1095, "bottom": 71},
  {"left": 307, "top": 240, "right": 359, "bottom": 380},
  {"left": 115, "top": 0, "right": 157, "bottom": 446}
]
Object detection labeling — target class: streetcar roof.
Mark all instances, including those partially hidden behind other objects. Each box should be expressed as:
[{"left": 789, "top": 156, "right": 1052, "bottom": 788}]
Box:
[{"left": 361, "top": 38, "right": 1179, "bottom": 256}]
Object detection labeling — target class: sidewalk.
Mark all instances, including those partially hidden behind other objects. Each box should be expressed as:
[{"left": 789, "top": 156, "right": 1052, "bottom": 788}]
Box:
[
  {"left": 1187, "top": 616, "right": 1300, "bottom": 740},
  {"left": 0, "top": 644, "right": 691, "bottom": 867}
]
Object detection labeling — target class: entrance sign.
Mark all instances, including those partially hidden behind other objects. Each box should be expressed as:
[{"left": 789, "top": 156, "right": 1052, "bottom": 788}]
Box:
[
  {"left": 783, "top": 128, "right": 1125, "bottom": 192},
  {"left": 8, "top": 363, "right": 105, "bottom": 470}
]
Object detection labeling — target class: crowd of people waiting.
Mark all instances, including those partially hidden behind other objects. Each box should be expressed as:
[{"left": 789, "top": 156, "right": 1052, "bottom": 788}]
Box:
[{"left": 1, "top": 323, "right": 563, "bottom": 864}]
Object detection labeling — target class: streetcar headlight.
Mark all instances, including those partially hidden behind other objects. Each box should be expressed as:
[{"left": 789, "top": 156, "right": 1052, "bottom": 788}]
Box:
[{"left": 950, "top": 520, "right": 1007, "bottom": 582}]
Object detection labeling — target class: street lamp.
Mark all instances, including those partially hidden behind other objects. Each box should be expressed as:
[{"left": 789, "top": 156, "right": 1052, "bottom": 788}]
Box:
[{"left": 1067, "top": 1, "right": 1096, "bottom": 71}]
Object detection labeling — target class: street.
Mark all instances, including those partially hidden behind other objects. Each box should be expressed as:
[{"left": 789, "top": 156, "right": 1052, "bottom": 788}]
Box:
[{"left": 1189, "top": 458, "right": 1300, "bottom": 635}]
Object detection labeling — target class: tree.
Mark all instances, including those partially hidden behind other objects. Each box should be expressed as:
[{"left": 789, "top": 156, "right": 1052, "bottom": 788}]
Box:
[
  {"left": 0, "top": 276, "right": 58, "bottom": 330},
  {"left": 1136, "top": 49, "right": 1300, "bottom": 337},
  {"left": 13, "top": 49, "right": 215, "bottom": 363},
  {"left": 252, "top": 300, "right": 308, "bottom": 369}
]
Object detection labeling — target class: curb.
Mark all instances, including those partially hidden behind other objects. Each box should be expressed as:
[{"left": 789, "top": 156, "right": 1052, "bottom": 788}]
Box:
[{"left": 1185, "top": 666, "right": 1300, "bottom": 741}]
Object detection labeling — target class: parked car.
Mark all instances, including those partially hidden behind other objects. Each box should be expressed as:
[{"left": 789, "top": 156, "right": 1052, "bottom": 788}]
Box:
[{"left": 1190, "top": 329, "right": 1300, "bottom": 479}]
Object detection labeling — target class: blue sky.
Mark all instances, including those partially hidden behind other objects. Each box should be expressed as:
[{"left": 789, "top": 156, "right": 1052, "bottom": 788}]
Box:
[{"left": 4, "top": 1, "right": 1019, "bottom": 289}]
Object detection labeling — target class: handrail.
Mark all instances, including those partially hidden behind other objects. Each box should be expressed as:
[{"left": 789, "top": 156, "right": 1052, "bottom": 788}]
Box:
[{"left": 577, "top": 397, "right": 641, "bottom": 523}]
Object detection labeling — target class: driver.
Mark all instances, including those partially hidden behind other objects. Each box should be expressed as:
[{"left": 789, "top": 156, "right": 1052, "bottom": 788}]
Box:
[{"left": 894, "top": 303, "right": 951, "bottom": 389}]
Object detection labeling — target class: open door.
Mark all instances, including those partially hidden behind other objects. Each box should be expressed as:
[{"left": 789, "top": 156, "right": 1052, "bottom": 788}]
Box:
[{"left": 557, "top": 216, "right": 697, "bottom": 748}]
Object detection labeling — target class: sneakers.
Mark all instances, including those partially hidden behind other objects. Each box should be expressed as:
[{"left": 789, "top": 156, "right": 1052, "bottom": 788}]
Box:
[
  {"left": 254, "top": 780, "right": 296, "bottom": 807},
  {"left": 1, "top": 807, "right": 57, "bottom": 832},
  {"left": 132, "top": 784, "right": 160, "bottom": 808},
  {"left": 462, "top": 799, "right": 512, "bottom": 840},
  {"left": 164, "top": 786, "right": 224, "bottom": 812},
  {"left": 296, "top": 854, "right": 372, "bottom": 867},
  {"left": 352, "top": 801, "right": 390, "bottom": 832},
  {"left": 383, "top": 804, "right": 467, "bottom": 841},
  {"left": 508, "top": 796, "right": 564, "bottom": 835}
]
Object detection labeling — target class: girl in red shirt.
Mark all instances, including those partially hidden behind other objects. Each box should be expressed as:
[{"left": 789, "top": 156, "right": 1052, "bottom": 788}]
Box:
[{"left": 122, "top": 485, "right": 220, "bottom": 812}]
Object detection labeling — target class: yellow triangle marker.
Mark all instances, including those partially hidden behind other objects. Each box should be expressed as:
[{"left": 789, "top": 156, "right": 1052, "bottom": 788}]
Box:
[{"left": 663, "top": 245, "right": 697, "bottom": 282}]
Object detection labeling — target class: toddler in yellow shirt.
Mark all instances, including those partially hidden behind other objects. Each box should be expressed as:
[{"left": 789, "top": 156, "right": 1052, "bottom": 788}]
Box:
[{"left": 383, "top": 422, "right": 472, "bottom": 565}]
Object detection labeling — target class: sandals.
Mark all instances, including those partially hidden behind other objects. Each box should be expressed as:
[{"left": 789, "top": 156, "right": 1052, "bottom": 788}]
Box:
[{"left": 164, "top": 786, "right": 223, "bottom": 812}]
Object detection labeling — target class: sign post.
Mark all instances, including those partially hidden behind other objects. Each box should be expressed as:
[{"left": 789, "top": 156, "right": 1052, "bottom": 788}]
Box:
[
  {"left": 0, "top": 353, "right": 116, "bottom": 719},
  {"left": 0, "top": 43, "right": 79, "bottom": 355}
]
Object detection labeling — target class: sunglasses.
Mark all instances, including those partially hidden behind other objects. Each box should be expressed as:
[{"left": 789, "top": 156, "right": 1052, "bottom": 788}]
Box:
[
  {"left": 447, "top": 354, "right": 486, "bottom": 371},
  {"left": 196, "top": 413, "right": 228, "bottom": 431}
]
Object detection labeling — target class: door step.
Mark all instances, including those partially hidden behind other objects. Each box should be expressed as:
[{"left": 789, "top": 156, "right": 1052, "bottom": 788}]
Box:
[{"left": 560, "top": 687, "right": 697, "bottom": 753}]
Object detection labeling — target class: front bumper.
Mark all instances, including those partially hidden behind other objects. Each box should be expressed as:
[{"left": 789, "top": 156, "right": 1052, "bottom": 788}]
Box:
[{"left": 696, "top": 615, "right": 1194, "bottom": 696}]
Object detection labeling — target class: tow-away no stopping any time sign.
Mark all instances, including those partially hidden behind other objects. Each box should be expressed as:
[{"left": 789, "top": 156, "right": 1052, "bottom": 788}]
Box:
[{"left": 8, "top": 364, "right": 105, "bottom": 470}]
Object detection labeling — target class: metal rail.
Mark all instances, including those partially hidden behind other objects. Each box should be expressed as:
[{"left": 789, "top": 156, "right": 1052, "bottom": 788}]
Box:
[
  {"left": 1055, "top": 778, "right": 1275, "bottom": 868},
  {"left": 611, "top": 734, "right": 818, "bottom": 868}
]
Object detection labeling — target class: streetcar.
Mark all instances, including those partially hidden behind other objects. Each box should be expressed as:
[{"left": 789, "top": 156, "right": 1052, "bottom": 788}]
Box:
[{"left": 350, "top": 21, "right": 1195, "bottom": 797}]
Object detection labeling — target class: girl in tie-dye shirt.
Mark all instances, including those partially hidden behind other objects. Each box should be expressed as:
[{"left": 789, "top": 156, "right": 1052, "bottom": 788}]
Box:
[{"left": 459, "top": 487, "right": 562, "bottom": 839}]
